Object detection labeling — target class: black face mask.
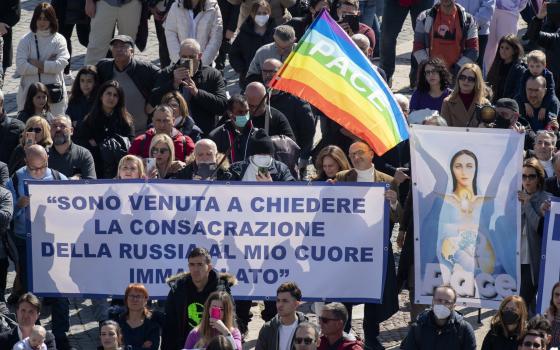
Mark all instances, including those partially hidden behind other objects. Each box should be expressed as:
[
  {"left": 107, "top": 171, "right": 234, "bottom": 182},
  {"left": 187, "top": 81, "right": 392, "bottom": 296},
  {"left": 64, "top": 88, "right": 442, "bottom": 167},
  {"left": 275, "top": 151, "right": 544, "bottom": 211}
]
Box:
[{"left": 501, "top": 310, "right": 520, "bottom": 325}]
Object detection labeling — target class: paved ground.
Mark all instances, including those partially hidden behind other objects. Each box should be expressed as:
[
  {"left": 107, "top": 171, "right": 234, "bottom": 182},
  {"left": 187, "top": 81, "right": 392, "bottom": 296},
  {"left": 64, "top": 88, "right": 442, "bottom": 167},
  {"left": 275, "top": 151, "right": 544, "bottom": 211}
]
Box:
[{"left": 3, "top": 0, "right": 522, "bottom": 348}]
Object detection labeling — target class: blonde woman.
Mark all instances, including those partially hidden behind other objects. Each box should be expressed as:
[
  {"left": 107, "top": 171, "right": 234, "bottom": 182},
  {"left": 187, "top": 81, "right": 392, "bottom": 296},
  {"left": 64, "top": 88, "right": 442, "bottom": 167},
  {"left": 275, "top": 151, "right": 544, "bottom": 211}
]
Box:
[
  {"left": 441, "top": 63, "right": 491, "bottom": 127},
  {"left": 117, "top": 155, "right": 146, "bottom": 179},
  {"left": 8, "top": 116, "right": 53, "bottom": 175},
  {"left": 148, "top": 133, "right": 177, "bottom": 179},
  {"left": 184, "top": 291, "right": 242, "bottom": 350}
]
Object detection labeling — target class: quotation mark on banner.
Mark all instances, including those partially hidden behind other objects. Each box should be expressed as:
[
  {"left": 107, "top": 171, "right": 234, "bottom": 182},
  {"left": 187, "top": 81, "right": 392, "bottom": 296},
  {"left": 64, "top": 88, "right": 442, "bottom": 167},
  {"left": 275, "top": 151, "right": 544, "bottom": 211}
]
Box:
[{"left": 47, "top": 196, "right": 58, "bottom": 203}]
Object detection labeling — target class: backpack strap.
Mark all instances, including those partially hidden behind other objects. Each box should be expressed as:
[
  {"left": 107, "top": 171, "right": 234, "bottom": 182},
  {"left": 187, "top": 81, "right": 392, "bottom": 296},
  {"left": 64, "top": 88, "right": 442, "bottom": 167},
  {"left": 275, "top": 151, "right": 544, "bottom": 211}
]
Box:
[
  {"left": 10, "top": 172, "right": 20, "bottom": 199},
  {"left": 51, "top": 169, "right": 61, "bottom": 180}
]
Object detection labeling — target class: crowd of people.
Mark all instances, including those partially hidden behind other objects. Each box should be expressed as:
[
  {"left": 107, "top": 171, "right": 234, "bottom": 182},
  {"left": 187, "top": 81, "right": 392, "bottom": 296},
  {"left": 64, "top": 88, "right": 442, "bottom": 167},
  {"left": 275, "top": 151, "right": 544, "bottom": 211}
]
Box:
[{"left": 0, "top": 0, "right": 559, "bottom": 349}]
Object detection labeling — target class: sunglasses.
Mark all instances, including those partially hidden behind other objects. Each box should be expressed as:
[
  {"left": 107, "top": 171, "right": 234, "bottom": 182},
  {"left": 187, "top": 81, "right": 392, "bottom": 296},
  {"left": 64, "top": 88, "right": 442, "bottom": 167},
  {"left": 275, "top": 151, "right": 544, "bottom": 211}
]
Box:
[
  {"left": 27, "top": 127, "right": 42, "bottom": 133},
  {"left": 424, "top": 69, "right": 438, "bottom": 76},
  {"left": 294, "top": 338, "right": 314, "bottom": 345},
  {"left": 151, "top": 147, "right": 170, "bottom": 155},
  {"left": 522, "top": 341, "right": 542, "bottom": 349},
  {"left": 522, "top": 174, "right": 538, "bottom": 180},
  {"left": 318, "top": 316, "right": 339, "bottom": 323},
  {"left": 458, "top": 74, "right": 476, "bottom": 83}
]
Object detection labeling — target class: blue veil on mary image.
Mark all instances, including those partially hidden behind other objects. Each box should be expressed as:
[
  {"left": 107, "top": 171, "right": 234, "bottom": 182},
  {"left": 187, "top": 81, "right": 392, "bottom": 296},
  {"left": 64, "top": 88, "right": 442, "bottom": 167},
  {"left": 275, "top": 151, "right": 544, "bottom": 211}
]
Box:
[{"left": 415, "top": 135, "right": 520, "bottom": 297}]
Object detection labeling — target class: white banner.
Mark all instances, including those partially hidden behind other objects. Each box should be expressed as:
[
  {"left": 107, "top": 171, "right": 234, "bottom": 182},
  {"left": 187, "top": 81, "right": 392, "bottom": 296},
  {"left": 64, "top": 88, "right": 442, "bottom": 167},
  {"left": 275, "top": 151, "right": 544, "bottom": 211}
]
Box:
[
  {"left": 537, "top": 198, "right": 560, "bottom": 315},
  {"left": 410, "top": 125, "right": 523, "bottom": 309},
  {"left": 26, "top": 181, "right": 389, "bottom": 301}
]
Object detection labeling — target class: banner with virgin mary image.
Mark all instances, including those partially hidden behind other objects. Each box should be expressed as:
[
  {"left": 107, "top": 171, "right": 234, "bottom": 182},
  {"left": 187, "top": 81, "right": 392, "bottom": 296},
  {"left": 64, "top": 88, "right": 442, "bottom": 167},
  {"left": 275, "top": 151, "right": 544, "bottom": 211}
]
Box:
[{"left": 410, "top": 125, "right": 523, "bottom": 309}]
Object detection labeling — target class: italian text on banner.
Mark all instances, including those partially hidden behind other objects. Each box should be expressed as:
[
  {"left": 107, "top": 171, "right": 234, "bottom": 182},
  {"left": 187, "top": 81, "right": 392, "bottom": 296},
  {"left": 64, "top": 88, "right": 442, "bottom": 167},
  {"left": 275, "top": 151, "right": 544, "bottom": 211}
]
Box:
[
  {"left": 537, "top": 198, "right": 560, "bottom": 315},
  {"left": 410, "top": 125, "right": 523, "bottom": 309},
  {"left": 26, "top": 181, "right": 389, "bottom": 300}
]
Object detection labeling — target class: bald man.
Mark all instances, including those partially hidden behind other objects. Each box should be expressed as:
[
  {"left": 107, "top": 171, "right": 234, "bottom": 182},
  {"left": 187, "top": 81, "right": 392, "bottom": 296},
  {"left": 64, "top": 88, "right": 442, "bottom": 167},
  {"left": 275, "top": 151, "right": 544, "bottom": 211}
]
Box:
[
  {"left": 351, "top": 34, "right": 387, "bottom": 83},
  {"left": 518, "top": 75, "right": 560, "bottom": 132},
  {"left": 245, "top": 82, "right": 295, "bottom": 140},
  {"left": 151, "top": 38, "right": 228, "bottom": 135},
  {"left": 6, "top": 145, "right": 67, "bottom": 300},
  {"left": 262, "top": 59, "right": 315, "bottom": 163}
]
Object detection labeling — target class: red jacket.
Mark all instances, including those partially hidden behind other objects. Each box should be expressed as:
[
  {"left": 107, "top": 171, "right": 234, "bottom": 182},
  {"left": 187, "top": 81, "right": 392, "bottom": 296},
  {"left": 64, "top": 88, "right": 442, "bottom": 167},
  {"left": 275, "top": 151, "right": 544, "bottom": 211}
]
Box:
[
  {"left": 128, "top": 128, "right": 194, "bottom": 161},
  {"left": 318, "top": 335, "right": 363, "bottom": 350}
]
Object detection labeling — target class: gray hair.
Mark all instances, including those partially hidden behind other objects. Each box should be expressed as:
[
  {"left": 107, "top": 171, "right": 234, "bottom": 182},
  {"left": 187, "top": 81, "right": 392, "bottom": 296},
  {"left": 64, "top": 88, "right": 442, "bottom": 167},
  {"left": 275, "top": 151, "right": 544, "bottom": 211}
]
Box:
[
  {"left": 51, "top": 114, "right": 72, "bottom": 126},
  {"left": 295, "top": 322, "right": 321, "bottom": 342},
  {"left": 195, "top": 138, "right": 218, "bottom": 154},
  {"left": 180, "top": 38, "right": 202, "bottom": 54},
  {"left": 536, "top": 130, "right": 557, "bottom": 145},
  {"left": 274, "top": 25, "right": 296, "bottom": 42},
  {"left": 422, "top": 114, "right": 448, "bottom": 126},
  {"left": 25, "top": 144, "right": 49, "bottom": 161},
  {"left": 321, "top": 302, "right": 348, "bottom": 325},
  {"left": 393, "top": 94, "right": 409, "bottom": 114}
]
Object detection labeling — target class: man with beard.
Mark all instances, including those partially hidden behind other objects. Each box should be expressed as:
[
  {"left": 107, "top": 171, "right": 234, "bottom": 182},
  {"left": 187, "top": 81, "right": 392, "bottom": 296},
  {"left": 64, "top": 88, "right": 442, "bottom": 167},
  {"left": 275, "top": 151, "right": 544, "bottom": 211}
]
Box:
[{"left": 48, "top": 115, "right": 96, "bottom": 180}]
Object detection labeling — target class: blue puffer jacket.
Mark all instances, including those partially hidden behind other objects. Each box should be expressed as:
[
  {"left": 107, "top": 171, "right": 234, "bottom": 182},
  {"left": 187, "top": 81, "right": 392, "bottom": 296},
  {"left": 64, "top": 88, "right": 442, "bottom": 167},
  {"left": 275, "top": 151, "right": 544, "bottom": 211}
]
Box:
[{"left": 403, "top": 309, "right": 477, "bottom": 350}]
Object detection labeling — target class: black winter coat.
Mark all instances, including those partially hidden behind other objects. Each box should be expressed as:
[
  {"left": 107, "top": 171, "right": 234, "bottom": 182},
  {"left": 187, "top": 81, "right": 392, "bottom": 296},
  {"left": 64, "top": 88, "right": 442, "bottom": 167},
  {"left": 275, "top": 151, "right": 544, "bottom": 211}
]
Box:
[
  {"left": 150, "top": 64, "right": 228, "bottom": 135},
  {"left": 0, "top": 115, "right": 24, "bottom": 164},
  {"left": 229, "top": 18, "right": 275, "bottom": 85},
  {"left": 162, "top": 270, "right": 236, "bottom": 350},
  {"left": 269, "top": 92, "right": 315, "bottom": 158},
  {"left": 173, "top": 161, "right": 233, "bottom": 180},
  {"left": 403, "top": 310, "right": 476, "bottom": 350},
  {"left": 229, "top": 159, "right": 295, "bottom": 181},
  {"left": 481, "top": 325, "right": 519, "bottom": 350},
  {"left": 209, "top": 121, "right": 257, "bottom": 163},
  {"left": 0, "top": 0, "right": 21, "bottom": 69},
  {"left": 97, "top": 58, "right": 160, "bottom": 102},
  {"left": 251, "top": 106, "right": 296, "bottom": 141}
]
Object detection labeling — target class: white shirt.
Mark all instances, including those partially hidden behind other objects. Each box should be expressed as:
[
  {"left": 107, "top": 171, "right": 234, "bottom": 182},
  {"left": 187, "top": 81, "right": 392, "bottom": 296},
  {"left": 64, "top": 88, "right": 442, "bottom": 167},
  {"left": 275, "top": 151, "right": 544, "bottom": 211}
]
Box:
[
  {"left": 278, "top": 319, "right": 298, "bottom": 350},
  {"left": 540, "top": 159, "right": 553, "bottom": 178},
  {"left": 356, "top": 165, "right": 376, "bottom": 182}
]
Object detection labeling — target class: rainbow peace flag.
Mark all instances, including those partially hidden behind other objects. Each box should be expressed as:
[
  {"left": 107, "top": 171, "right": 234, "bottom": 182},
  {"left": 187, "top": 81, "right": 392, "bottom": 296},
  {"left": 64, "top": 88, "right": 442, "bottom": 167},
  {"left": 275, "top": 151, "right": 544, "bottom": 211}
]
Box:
[{"left": 269, "top": 10, "right": 409, "bottom": 155}]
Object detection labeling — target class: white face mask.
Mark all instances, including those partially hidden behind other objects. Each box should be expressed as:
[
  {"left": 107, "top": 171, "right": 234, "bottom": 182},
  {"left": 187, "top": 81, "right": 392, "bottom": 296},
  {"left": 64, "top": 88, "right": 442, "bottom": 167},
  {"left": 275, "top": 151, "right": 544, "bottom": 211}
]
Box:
[
  {"left": 252, "top": 155, "right": 273, "bottom": 168},
  {"left": 254, "top": 14, "right": 270, "bottom": 27},
  {"left": 432, "top": 304, "right": 451, "bottom": 320}
]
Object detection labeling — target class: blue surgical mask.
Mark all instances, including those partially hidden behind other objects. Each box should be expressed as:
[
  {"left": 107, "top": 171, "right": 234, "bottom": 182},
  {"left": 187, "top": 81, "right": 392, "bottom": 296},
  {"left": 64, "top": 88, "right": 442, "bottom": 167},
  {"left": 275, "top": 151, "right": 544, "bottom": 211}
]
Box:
[{"left": 235, "top": 113, "right": 250, "bottom": 128}]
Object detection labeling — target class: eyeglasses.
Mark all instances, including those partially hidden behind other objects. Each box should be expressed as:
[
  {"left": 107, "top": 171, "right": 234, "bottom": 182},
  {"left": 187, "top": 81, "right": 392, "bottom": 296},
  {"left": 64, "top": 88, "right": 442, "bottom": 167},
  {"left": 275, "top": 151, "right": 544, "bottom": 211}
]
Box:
[
  {"left": 128, "top": 294, "right": 146, "bottom": 300},
  {"left": 424, "top": 70, "right": 438, "bottom": 76},
  {"left": 522, "top": 174, "right": 538, "bottom": 180},
  {"left": 151, "top": 147, "right": 170, "bottom": 155},
  {"left": 28, "top": 164, "right": 47, "bottom": 172},
  {"left": 27, "top": 127, "right": 42, "bottom": 133},
  {"left": 458, "top": 74, "right": 476, "bottom": 83},
  {"left": 294, "top": 338, "right": 314, "bottom": 345},
  {"left": 522, "top": 341, "right": 542, "bottom": 349},
  {"left": 318, "top": 316, "right": 339, "bottom": 323},
  {"left": 51, "top": 123, "right": 68, "bottom": 130}
]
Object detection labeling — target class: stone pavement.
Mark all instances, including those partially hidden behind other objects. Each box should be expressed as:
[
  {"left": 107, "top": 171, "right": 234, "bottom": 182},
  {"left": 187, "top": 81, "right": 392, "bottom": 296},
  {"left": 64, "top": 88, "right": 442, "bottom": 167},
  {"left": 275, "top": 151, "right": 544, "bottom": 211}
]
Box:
[{"left": 3, "top": 1, "right": 522, "bottom": 349}]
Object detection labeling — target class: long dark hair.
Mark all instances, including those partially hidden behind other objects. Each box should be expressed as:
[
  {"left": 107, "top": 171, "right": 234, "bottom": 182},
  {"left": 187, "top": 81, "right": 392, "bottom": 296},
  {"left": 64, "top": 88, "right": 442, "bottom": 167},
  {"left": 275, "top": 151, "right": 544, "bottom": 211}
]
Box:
[
  {"left": 487, "top": 34, "right": 524, "bottom": 95},
  {"left": 84, "top": 80, "right": 132, "bottom": 128},
  {"left": 450, "top": 149, "right": 478, "bottom": 194},
  {"left": 550, "top": 281, "right": 560, "bottom": 317},
  {"left": 416, "top": 57, "right": 452, "bottom": 93},
  {"left": 23, "top": 82, "right": 50, "bottom": 115},
  {"left": 69, "top": 65, "right": 99, "bottom": 103}
]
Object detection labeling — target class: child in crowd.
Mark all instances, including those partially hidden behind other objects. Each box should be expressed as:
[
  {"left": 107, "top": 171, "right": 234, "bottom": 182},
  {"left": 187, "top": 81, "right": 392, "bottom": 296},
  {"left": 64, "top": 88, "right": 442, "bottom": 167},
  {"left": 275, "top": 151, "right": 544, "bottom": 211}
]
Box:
[
  {"left": 16, "top": 82, "right": 53, "bottom": 124},
  {"left": 519, "top": 50, "right": 556, "bottom": 125},
  {"left": 66, "top": 65, "right": 99, "bottom": 133},
  {"left": 13, "top": 325, "right": 47, "bottom": 350}
]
